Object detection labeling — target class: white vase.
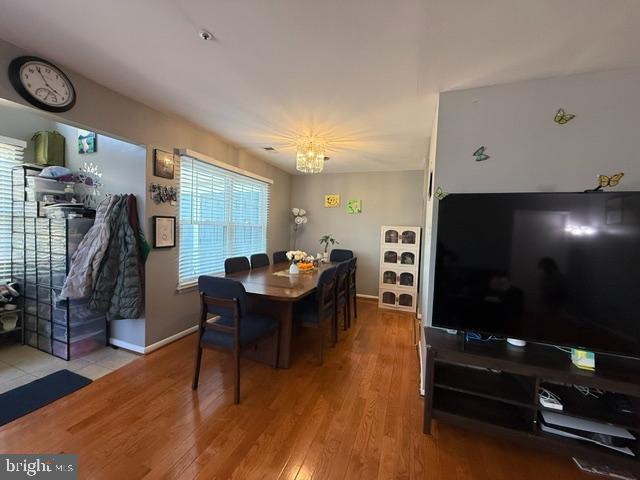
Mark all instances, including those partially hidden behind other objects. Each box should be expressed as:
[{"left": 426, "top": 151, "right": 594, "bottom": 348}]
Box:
[
  {"left": 289, "top": 262, "right": 300, "bottom": 274},
  {"left": 322, "top": 252, "right": 329, "bottom": 263}
]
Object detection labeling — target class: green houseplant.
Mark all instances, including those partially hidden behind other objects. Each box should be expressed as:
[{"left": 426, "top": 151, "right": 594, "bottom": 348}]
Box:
[{"left": 319, "top": 234, "right": 338, "bottom": 261}]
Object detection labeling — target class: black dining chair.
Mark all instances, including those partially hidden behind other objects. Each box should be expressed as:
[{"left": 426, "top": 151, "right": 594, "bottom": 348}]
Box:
[
  {"left": 329, "top": 249, "right": 354, "bottom": 262},
  {"left": 250, "top": 253, "right": 270, "bottom": 269},
  {"left": 293, "top": 266, "right": 337, "bottom": 364},
  {"left": 273, "top": 250, "right": 288, "bottom": 264},
  {"left": 347, "top": 257, "right": 358, "bottom": 325},
  {"left": 335, "top": 261, "right": 350, "bottom": 332},
  {"left": 192, "top": 276, "right": 280, "bottom": 404},
  {"left": 224, "top": 256, "right": 250, "bottom": 275}
]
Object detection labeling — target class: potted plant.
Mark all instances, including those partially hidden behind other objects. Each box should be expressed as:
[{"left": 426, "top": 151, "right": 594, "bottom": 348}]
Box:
[{"left": 319, "top": 234, "right": 338, "bottom": 262}]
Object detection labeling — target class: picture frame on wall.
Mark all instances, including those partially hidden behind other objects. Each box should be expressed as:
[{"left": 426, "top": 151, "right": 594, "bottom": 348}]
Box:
[
  {"left": 152, "top": 215, "right": 176, "bottom": 248},
  {"left": 153, "top": 149, "right": 175, "bottom": 179},
  {"left": 78, "top": 129, "right": 97, "bottom": 154}
]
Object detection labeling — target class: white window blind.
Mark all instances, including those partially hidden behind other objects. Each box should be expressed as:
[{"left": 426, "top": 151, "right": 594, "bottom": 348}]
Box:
[
  {"left": 178, "top": 154, "right": 271, "bottom": 287},
  {"left": 0, "top": 136, "right": 26, "bottom": 282}
]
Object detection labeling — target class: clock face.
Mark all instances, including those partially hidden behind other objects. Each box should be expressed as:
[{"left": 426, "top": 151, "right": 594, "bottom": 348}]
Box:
[{"left": 8, "top": 56, "right": 76, "bottom": 112}]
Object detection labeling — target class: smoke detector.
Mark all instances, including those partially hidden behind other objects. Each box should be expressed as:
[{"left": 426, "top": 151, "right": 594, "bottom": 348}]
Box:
[{"left": 198, "top": 30, "right": 214, "bottom": 41}]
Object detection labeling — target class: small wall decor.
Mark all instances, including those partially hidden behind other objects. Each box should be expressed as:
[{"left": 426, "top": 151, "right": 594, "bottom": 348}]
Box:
[
  {"left": 150, "top": 183, "right": 178, "bottom": 205},
  {"left": 152, "top": 216, "right": 176, "bottom": 248},
  {"left": 78, "top": 129, "right": 97, "bottom": 154},
  {"left": 554, "top": 108, "right": 576, "bottom": 125},
  {"left": 153, "top": 149, "right": 175, "bottom": 179},
  {"left": 324, "top": 194, "right": 340, "bottom": 208},
  {"left": 473, "top": 146, "right": 489, "bottom": 162},
  {"left": 434, "top": 186, "right": 448, "bottom": 200},
  {"left": 347, "top": 199, "right": 362, "bottom": 214},
  {"left": 590, "top": 172, "right": 624, "bottom": 192}
]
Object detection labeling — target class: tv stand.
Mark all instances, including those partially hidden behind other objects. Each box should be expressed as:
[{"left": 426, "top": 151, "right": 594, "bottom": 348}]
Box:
[{"left": 423, "top": 327, "right": 640, "bottom": 472}]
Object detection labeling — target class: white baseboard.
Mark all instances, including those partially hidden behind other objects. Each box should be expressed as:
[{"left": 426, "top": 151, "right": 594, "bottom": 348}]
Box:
[
  {"left": 356, "top": 294, "right": 379, "bottom": 300},
  {"left": 110, "top": 325, "right": 199, "bottom": 355}
]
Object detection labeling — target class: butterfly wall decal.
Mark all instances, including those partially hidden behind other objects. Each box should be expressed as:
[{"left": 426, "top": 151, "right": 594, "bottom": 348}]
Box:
[
  {"left": 434, "top": 186, "right": 448, "bottom": 200},
  {"left": 554, "top": 108, "right": 576, "bottom": 125},
  {"left": 473, "top": 146, "right": 490, "bottom": 162},
  {"left": 587, "top": 172, "right": 624, "bottom": 192}
]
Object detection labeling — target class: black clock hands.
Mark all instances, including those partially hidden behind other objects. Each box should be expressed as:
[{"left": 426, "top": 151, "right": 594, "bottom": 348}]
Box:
[{"left": 36, "top": 66, "right": 63, "bottom": 98}]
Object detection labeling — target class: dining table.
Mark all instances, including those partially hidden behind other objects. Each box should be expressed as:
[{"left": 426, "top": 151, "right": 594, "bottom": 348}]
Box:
[{"left": 225, "top": 261, "right": 334, "bottom": 368}]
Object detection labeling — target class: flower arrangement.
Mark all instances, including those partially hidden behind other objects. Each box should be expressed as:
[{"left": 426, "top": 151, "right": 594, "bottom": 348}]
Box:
[
  {"left": 286, "top": 250, "right": 315, "bottom": 274},
  {"left": 286, "top": 250, "right": 310, "bottom": 263},
  {"left": 291, "top": 207, "right": 308, "bottom": 249}
]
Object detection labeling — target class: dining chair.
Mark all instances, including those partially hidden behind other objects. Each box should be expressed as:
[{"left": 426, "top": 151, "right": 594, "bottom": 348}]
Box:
[
  {"left": 329, "top": 249, "right": 354, "bottom": 262},
  {"left": 335, "top": 261, "right": 350, "bottom": 331},
  {"left": 293, "top": 266, "right": 337, "bottom": 364},
  {"left": 347, "top": 257, "right": 357, "bottom": 325},
  {"left": 192, "top": 276, "right": 280, "bottom": 404},
  {"left": 250, "top": 253, "right": 270, "bottom": 269},
  {"left": 224, "top": 256, "right": 250, "bottom": 275},
  {"left": 272, "top": 250, "right": 288, "bottom": 264}
]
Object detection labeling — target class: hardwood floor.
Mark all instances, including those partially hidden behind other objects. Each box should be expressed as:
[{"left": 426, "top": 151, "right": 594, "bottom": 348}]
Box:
[{"left": 0, "top": 299, "right": 590, "bottom": 479}]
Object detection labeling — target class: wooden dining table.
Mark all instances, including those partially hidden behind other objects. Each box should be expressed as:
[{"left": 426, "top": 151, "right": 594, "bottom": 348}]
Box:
[{"left": 225, "top": 261, "right": 334, "bottom": 368}]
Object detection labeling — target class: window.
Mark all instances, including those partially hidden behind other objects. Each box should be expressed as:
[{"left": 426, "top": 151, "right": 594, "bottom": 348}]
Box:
[
  {"left": 178, "top": 153, "right": 271, "bottom": 287},
  {"left": 0, "top": 136, "right": 26, "bottom": 282}
]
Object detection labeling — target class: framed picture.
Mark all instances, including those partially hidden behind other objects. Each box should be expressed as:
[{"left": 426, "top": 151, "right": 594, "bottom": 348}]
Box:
[
  {"left": 153, "top": 149, "right": 175, "bottom": 179},
  {"left": 347, "top": 199, "right": 362, "bottom": 214},
  {"left": 152, "top": 216, "right": 176, "bottom": 248},
  {"left": 78, "top": 129, "right": 97, "bottom": 154},
  {"left": 324, "top": 194, "right": 340, "bottom": 208}
]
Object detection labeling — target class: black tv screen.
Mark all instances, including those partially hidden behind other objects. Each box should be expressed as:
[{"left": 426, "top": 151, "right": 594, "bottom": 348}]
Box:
[{"left": 433, "top": 192, "right": 640, "bottom": 358}]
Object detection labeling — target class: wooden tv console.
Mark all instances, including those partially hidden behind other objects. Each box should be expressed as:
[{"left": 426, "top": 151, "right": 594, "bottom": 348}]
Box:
[{"left": 423, "top": 327, "right": 640, "bottom": 472}]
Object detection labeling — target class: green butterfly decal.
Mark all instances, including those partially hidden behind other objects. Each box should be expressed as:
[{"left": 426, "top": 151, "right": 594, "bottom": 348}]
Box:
[
  {"left": 434, "top": 186, "right": 448, "bottom": 200},
  {"left": 554, "top": 108, "right": 575, "bottom": 125},
  {"left": 473, "top": 146, "right": 489, "bottom": 162}
]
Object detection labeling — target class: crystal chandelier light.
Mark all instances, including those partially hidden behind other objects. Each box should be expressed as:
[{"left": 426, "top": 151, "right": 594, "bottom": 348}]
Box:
[{"left": 296, "top": 136, "right": 326, "bottom": 173}]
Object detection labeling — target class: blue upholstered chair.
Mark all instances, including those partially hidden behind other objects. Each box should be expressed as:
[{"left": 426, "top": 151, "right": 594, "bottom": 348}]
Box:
[
  {"left": 329, "top": 249, "right": 354, "bottom": 262},
  {"left": 224, "top": 256, "right": 250, "bottom": 275},
  {"left": 347, "top": 257, "right": 358, "bottom": 324},
  {"left": 293, "top": 266, "right": 337, "bottom": 364},
  {"left": 192, "top": 276, "right": 280, "bottom": 404},
  {"left": 250, "top": 253, "right": 270, "bottom": 269},
  {"left": 272, "top": 250, "right": 288, "bottom": 264},
  {"left": 335, "top": 261, "right": 350, "bottom": 331}
]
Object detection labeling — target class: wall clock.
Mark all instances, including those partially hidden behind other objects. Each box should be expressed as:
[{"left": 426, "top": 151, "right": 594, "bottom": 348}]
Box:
[{"left": 8, "top": 56, "right": 76, "bottom": 113}]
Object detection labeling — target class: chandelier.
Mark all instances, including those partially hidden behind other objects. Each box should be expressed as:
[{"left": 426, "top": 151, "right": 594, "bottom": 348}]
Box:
[{"left": 296, "top": 136, "right": 326, "bottom": 173}]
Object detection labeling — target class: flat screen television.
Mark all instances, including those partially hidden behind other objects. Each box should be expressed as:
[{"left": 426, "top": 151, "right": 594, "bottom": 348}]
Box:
[{"left": 433, "top": 192, "right": 640, "bottom": 358}]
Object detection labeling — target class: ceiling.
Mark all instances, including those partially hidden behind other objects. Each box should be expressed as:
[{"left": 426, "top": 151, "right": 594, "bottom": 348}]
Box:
[{"left": 1, "top": 0, "right": 640, "bottom": 174}]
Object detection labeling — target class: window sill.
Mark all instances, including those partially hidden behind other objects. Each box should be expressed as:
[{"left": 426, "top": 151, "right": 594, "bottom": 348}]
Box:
[{"left": 176, "top": 282, "right": 198, "bottom": 294}]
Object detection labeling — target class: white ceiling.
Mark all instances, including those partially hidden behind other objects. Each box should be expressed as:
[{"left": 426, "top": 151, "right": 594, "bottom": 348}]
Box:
[{"left": 1, "top": 0, "right": 640, "bottom": 174}]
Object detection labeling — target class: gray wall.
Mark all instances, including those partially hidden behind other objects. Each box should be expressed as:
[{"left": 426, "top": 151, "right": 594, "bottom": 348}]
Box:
[
  {"left": 291, "top": 171, "right": 425, "bottom": 296},
  {"left": 0, "top": 38, "right": 292, "bottom": 348},
  {"left": 422, "top": 67, "right": 640, "bottom": 326}
]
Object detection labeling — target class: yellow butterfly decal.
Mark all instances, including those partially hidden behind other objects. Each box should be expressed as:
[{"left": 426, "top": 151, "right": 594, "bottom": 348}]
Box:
[
  {"left": 434, "top": 187, "right": 448, "bottom": 200},
  {"left": 598, "top": 172, "right": 624, "bottom": 189},
  {"left": 554, "top": 108, "right": 576, "bottom": 125}
]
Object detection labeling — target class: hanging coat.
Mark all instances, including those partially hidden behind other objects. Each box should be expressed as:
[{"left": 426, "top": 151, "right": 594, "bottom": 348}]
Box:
[
  {"left": 59, "top": 195, "right": 121, "bottom": 299},
  {"left": 90, "top": 195, "right": 142, "bottom": 319}
]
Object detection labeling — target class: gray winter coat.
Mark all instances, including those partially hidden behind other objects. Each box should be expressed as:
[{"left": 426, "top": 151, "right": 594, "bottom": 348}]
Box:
[
  {"left": 90, "top": 196, "right": 142, "bottom": 319},
  {"left": 59, "top": 195, "right": 120, "bottom": 299}
]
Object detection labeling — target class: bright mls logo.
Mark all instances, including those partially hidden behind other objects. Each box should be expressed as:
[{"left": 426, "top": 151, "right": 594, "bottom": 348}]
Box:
[{"left": 0, "top": 455, "right": 77, "bottom": 479}]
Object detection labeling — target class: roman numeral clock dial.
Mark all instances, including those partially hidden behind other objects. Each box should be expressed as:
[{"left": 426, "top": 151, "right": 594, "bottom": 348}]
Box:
[{"left": 8, "top": 56, "right": 76, "bottom": 113}]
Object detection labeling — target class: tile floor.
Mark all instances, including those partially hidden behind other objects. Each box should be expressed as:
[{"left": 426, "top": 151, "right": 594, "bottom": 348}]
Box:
[{"left": 0, "top": 344, "right": 139, "bottom": 394}]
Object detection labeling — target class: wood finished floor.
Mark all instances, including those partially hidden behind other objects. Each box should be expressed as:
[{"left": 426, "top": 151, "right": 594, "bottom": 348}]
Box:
[{"left": 0, "top": 299, "right": 591, "bottom": 479}]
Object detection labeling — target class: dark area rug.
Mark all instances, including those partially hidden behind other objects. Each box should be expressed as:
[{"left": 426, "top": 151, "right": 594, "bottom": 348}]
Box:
[{"left": 0, "top": 369, "right": 92, "bottom": 426}]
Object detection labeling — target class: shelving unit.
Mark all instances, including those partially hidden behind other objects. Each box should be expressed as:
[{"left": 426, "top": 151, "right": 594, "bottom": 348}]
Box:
[
  {"left": 423, "top": 327, "right": 640, "bottom": 472},
  {"left": 11, "top": 165, "right": 106, "bottom": 360},
  {"left": 0, "top": 309, "right": 23, "bottom": 344},
  {"left": 379, "top": 226, "right": 421, "bottom": 313}
]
